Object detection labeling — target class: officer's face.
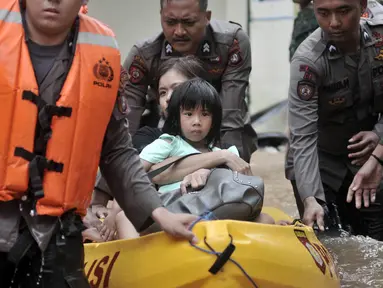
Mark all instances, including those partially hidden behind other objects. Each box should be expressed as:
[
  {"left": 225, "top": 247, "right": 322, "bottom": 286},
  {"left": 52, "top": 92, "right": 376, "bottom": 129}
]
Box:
[
  {"left": 161, "top": 0, "right": 211, "bottom": 54},
  {"left": 158, "top": 68, "right": 189, "bottom": 118},
  {"left": 25, "top": 0, "right": 82, "bottom": 38},
  {"left": 314, "top": 0, "right": 366, "bottom": 45}
]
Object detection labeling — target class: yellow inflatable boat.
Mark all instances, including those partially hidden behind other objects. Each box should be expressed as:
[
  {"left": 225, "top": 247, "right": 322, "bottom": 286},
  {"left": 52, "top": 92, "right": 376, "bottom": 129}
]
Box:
[{"left": 84, "top": 207, "right": 340, "bottom": 288}]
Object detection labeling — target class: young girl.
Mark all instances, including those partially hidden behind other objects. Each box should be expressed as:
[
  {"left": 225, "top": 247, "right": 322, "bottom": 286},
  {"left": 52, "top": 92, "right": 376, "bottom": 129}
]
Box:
[{"left": 140, "top": 78, "right": 239, "bottom": 193}]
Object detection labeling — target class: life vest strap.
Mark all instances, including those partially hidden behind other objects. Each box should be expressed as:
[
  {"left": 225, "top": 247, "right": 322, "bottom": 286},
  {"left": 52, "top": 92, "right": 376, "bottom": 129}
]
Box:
[{"left": 14, "top": 146, "right": 64, "bottom": 216}]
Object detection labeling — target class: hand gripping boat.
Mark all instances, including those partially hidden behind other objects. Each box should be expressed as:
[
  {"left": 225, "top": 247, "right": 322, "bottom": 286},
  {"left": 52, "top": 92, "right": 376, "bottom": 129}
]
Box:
[{"left": 84, "top": 207, "right": 340, "bottom": 288}]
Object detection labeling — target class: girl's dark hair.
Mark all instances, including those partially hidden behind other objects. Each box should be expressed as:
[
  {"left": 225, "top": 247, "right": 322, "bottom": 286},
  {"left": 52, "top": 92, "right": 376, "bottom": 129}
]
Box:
[
  {"left": 156, "top": 55, "right": 211, "bottom": 88},
  {"left": 163, "top": 78, "right": 222, "bottom": 147}
]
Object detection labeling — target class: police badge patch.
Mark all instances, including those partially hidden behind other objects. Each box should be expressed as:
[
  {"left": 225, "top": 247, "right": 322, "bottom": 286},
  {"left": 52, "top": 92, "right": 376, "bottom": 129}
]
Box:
[
  {"left": 128, "top": 55, "right": 147, "bottom": 85},
  {"left": 228, "top": 38, "right": 243, "bottom": 67},
  {"left": 128, "top": 65, "right": 144, "bottom": 84},
  {"left": 297, "top": 80, "right": 315, "bottom": 100}
]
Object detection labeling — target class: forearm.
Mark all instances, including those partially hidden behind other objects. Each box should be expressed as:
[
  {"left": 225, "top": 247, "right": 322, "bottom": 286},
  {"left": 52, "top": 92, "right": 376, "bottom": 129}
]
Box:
[
  {"left": 151, "top": 151, "right": 227, "bottom": 185},
  {"left": 101, "top": 118, "right": 162, "bottom": 231}
]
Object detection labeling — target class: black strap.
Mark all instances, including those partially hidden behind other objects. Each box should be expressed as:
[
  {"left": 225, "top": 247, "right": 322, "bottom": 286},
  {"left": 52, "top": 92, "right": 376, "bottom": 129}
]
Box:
[
  {"left": 15, "top": 147, "right": 63, "bottom": 209},
  {"left": 22, "top": 90, "right": 72, "bottom": 129},
  {"left": 7, "top": 228, "right": 35, "bottom": 265},
  {"left": 208, "top": 242, "right": 236, "bottom": 275},
  {"left": 14, "top": 147, "right": 63, "bottom": 173},
  {"left": 372, "top": 154, "right": 383, "bottom": 167},
  {"left": 147, "top": 153, "right": 200, "bottom": 180}
]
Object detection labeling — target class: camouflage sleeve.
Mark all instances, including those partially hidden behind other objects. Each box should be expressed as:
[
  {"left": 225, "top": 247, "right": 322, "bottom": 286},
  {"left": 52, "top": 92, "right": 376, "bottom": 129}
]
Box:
[
  {"left": 288, "top": 56, "right": 326, "bottom": 202},
  {"left": 220, "top": 28, "right": 251, "bottom": 157},
  {"left": 123, "top": 46, "right": 150, "bottom": 136}
]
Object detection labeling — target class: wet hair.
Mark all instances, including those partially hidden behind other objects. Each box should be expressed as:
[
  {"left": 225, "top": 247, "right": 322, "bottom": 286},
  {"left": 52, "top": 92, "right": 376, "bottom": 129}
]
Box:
[
  {"left": 157, "top": 55, "right": 211, "bottom": 87},
  {"left": 160, "top": 0, "right": 208, "bottom": 11},
  {"left": 163, "top": 78, "right": 222, "bottom": 146}
]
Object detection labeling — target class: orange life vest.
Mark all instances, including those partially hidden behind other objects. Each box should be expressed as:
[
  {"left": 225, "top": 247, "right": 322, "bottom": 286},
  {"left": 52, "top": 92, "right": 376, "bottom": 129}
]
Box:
[{"left": 0, "top": 0, "right": 120, "bottom": 216}]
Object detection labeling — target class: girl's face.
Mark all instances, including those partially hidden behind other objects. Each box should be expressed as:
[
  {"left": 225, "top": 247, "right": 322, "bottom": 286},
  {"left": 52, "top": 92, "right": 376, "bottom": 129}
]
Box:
[
  {"left": 180, "top": 105, "right": 212, "bottom": 146},
  {"left": 158, "top": 69, "right": 188, "bottom": 118}
]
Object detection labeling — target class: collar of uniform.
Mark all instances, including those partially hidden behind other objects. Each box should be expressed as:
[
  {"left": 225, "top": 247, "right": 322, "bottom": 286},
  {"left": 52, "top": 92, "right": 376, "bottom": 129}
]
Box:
[
  {"left": 160, "top": 25, "right": 218, "bottom": 60},
  {"left": 322, "top": 25, "right": 374, "bottom": 60},
  {"left": 360, "top": 24, "right": 375, "bottom": 47},
  {"left": 161, "top": 40, "right": 182, "bottom": 59},
  {"left": 361, "top": 22, "right": 380, "bottom": 48},
  {"left": 196, "top": 25, "right": 219, "bottom": 60}
]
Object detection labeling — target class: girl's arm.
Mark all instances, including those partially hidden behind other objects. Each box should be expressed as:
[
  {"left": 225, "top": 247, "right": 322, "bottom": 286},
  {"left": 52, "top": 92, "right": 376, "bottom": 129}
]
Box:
[
  {"left": 139, "top": 138, "right": 173, "bottom": 172},
  {"left": 151, "top": 148, "right": 251, "bottom": 185}
]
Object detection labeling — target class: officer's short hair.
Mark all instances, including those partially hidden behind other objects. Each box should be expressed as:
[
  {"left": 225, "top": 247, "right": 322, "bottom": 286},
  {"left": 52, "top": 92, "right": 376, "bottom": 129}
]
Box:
[{"left": 160, "top": 0, "right": 208, "bottom": 11}]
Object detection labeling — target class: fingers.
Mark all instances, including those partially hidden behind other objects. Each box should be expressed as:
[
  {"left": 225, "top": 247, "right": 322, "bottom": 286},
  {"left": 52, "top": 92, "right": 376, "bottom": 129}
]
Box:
[
  {"left": 180, "top": 181, "right": 188, "bottom": 195},
  {"left": 167, "top": 214, "right": 199, "bottom": 243},
  {"left": 303, "top": 214, "right": 314, "bottom": 228},
  {"left": 354, "top": 188, "right": 363, "bottom": 209},
  {"left": 349, "top": 132, "right": 364, "bottom": 143},
  {"left": 99, "top": 223, "right": 107, "bottom": 235},
  {"left": 175, "top": 228, "right": 198, "bottom": 244},
  {"left": 190, "top": 175, "right": 202, "bottom": 190},
  {"left": 316, "top": 209, "right": 325, "bottom": 231},
  {"left": 363, "top": 189, "right": 370, "bottom": 208},
  {"left": 349, "top": 146, "right": 371, "bottom": 160},
  {"left": 347, "top": 176, "right": 359, "bottom": 203},
  {"left": 371, "top": 189, "right": 377, "bottom": 203},
  {"left": 180, "top": 175, "right": 191, "bottom": 195}
]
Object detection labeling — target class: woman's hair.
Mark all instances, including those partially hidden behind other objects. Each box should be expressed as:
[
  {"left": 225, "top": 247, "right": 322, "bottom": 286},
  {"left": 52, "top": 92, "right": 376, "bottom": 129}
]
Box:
[
  {"left": 163, "top": 78, "right": 222, "bottom": 147},
  {"left": 156, "top": 55, "right": 211, "bottom": 86}
]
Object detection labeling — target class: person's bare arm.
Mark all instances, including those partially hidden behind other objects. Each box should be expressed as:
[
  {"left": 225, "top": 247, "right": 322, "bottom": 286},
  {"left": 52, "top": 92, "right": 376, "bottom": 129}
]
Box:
[{"left": 150, "top": 150, "right": 251, "bottom": 185}]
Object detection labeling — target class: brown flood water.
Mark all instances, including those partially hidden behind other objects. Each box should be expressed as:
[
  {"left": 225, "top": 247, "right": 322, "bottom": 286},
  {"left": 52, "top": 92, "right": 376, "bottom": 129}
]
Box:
[{"left": 251, "top": 150, "right": 383, "bottom": 288}]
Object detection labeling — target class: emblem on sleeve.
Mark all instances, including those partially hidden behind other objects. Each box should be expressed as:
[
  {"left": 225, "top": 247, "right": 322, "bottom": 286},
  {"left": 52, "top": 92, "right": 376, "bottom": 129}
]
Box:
[
  {"left": 228, "top": 38, "right": 243, "bottom": 67},
  {"left": 373, "top": 31, "right": 383, "bottom": 47},
  {"left": 119, "top": 66, "right": 128, "bottom": 94},
  {"left": 93, "top": 58, "right": 114, "bottom": 89},
  {"left": 128, "top": 55, "right": 147, "bottom": 85},
  {"left": 297, "top": 80, "right": 315, "bottom": 100}
]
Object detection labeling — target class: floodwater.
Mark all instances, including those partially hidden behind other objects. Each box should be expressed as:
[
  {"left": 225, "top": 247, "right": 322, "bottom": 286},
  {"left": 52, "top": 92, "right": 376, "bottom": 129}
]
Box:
[{"left": 251, "top": 150, "right": 383, "bottom": 288}]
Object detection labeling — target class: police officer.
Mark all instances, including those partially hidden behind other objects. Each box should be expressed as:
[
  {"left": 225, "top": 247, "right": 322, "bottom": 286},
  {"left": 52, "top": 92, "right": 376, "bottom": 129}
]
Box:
[
  {"left": 124, "top": 0, "right": 256, "bottom": 162},
  {"left": 289, "top": 0, "right": 319, "bottom": 61},
  {"left": 286, "top": 0, "right": 383, "bottom": 218},
  {"left": 0, "top": 0, "right": 197, "bottom": 287},
  {"left": 288, "top": 0, "right": 383, "bottom": 240}
]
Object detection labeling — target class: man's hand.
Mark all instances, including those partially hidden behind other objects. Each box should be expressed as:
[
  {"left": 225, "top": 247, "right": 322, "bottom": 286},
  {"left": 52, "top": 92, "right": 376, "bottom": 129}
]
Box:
[
  {"left": 180, "top": 169, "right": 211, "bottom": 194},
  {"left": 302, "top": 196, "right": 325, "bottom": 231},
  {"left": 152, "top": 207, "right": 198, "bottom": 243},
  {"left": 348, "top": 131, "right": 379, "bottom": 166},
  {"left": 221, "top": 150, "right": 252, "bottom": 176},
  {"left": 99, "top": 211, "right": 118, "bottom": 241},
  {"left": 83, "top": 208, "right": 102, "bottom": 229},
  {"left": 347, "top": 156, "right": 383, "bottom": 208}
]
